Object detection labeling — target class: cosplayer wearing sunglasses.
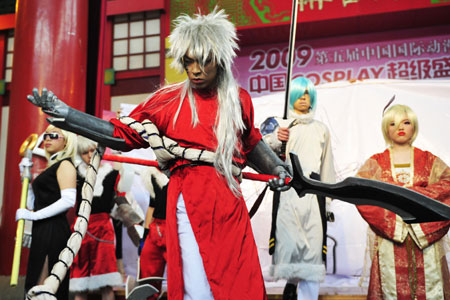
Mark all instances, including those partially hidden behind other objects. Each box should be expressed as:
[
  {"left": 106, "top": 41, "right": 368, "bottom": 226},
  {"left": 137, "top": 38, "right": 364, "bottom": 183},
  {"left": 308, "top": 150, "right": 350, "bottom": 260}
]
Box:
[
  {"left": 43, "top": 132, "right": 64, "bottom": 140},
  {"left": 16, "top": 126, "right": 77, "bottom": 300}
]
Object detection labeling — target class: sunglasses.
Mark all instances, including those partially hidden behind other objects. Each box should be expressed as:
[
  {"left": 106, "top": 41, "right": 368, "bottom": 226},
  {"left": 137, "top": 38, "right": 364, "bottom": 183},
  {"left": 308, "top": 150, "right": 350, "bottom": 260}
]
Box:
[{"left": 43, "top": 133, "right": 64, "bottom": 140}]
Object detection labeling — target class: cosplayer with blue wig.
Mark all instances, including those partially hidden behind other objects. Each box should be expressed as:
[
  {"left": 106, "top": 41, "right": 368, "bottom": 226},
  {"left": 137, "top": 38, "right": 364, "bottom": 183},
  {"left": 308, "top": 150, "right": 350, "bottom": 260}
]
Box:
[
  {"left": 288, "top": 76, "right": 317, "bottom": 114},
  {"left": 263, "top": 76, "right": 336, "bottom": 300},
  {"left": 260, "top": 77, "right": 317, "bottom": 137}
]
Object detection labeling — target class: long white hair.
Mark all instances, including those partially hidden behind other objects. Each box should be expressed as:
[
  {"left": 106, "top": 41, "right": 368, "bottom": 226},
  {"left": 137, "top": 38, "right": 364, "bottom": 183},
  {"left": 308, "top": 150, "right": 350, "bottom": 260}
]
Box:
[{"left": 168, "top": 8, "right": 245, "bottom": 195}]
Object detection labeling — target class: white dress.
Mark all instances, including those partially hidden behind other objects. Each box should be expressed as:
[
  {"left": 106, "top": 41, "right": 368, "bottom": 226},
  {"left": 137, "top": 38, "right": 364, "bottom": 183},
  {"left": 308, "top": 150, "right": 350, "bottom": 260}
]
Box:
[{"left": 264, "top": 110, "right": 336, "bottom": 282}]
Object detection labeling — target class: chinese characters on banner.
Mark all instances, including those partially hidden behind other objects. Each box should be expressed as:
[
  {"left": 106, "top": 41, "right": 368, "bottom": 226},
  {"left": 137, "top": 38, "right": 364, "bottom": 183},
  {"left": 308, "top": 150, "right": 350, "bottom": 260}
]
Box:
[
  {"left": 299, "top": 0, "right": 359, "bottom": 11},
  {"left": 234, "top": 26, "right": 450, "bottom": 98}
]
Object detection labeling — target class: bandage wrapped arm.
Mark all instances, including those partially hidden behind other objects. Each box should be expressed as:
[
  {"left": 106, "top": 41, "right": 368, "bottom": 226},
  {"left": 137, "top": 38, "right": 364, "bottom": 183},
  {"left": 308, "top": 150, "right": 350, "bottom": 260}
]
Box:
[
  {"left": 27, "top": 88, "right": 128, "bottom": 151},
  {"left": 247, "top": 139, "right": 291, "bottom": 191},
  {"left": 15, "top": 188, "right": 76, "bottom": 221}
]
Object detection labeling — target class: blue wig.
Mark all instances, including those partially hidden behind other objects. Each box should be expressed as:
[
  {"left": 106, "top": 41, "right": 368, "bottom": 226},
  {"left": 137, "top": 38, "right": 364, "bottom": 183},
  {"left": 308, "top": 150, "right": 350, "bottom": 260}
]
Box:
[{"left": 289, "top": 77, "right": 317, "bottom": 112}]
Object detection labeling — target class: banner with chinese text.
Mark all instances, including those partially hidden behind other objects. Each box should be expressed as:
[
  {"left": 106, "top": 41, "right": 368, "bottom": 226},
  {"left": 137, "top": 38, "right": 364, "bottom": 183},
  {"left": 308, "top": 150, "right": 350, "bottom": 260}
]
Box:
[
  {"left": 170, "top": 0, "right": 450, "bottom": 27},
  {"left": 234, "top": 25, "right": 450, "bottom": 97}
]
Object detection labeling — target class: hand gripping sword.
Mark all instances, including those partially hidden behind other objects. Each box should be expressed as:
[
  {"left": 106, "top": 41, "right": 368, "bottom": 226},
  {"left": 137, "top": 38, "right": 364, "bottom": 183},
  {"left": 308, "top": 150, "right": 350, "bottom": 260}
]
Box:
[{"left": 288, "top": 152, "right": 450, "bottom": 223}]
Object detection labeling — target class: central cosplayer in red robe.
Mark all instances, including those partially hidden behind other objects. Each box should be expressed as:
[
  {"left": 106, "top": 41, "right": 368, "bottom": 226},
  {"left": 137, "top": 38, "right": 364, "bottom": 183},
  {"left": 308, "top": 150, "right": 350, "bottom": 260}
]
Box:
[{"left": 111, "top": 86, "right": 267, "bottom": 300}]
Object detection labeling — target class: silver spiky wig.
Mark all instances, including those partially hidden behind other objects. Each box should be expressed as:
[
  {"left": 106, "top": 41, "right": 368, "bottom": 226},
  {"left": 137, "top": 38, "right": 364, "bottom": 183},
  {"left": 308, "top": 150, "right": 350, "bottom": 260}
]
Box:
[
  {"left": 168, "top": 8, "right": 245, "bottom": 195},
  {"left": 168, "top": 7, "right": 238, "bottom": 74}
]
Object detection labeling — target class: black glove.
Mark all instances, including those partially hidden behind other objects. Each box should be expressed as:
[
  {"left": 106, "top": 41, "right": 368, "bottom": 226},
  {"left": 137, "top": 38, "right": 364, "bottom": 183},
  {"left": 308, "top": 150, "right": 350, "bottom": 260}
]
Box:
[
  {"left": 267, "top": 165, "right": 291, "bottom": 192},
  {"left": 27, "top": 88, "right": 70, "bottom": 119},
  {"left": 247, "top": 140, "right": 292, "bottom": 192}
]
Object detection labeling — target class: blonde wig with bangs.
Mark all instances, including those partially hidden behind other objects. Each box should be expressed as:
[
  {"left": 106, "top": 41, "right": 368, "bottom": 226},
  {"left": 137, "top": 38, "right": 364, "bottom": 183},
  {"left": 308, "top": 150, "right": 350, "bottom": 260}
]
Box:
[
  {"left": 167, "top": 8, "right": 245, "bottom": 195},
  {"left": 381, "top": 104, "right": 418, "bottom": 146},
  {"left": 45, "top": 125, "right": 77, "bottom": 167}
]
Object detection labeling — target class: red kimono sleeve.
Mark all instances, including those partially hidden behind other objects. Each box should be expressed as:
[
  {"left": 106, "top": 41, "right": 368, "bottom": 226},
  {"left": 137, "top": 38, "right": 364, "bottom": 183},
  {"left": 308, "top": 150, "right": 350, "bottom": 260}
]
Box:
[
  {"left": 110, "top": 118, "right": 149, "bottom": 151},
  {"left": 410, "top": 154, "right": 450, "bottom": 246},
  {"left": 356, "top": 156, "right": 404, "bottom": 242},
  {"left": 109, "top": 94, "right": 164, "bottom": 151},
  {"left": 239, "top": 88, "right": 262, "bottom": 156}
]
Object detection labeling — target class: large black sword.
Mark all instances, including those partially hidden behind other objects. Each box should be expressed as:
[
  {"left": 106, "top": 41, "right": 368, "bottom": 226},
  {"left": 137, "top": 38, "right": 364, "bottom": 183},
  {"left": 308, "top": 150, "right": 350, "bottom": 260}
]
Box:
[{"left": 288, "top": 152, "right": 450, "bottom": 223}]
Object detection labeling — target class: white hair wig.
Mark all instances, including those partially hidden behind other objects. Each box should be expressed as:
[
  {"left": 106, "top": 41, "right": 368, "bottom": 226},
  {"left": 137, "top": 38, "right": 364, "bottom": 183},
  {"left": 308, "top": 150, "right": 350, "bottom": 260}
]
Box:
[
  {"left": 77, "top": 135, "right": 97, "bottom": 155},
  {"left": 168, "top": 8, "right": 245, "bottom": 195},
  {"left": 169, "top": 7, "right": 238, "bottom": 75}
]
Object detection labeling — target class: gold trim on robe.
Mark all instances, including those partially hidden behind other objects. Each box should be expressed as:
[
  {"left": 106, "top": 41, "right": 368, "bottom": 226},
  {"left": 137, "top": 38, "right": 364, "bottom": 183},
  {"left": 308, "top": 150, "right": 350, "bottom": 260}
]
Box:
[{"left": 356, "top": 147, "right": 450, "bottom": 300}]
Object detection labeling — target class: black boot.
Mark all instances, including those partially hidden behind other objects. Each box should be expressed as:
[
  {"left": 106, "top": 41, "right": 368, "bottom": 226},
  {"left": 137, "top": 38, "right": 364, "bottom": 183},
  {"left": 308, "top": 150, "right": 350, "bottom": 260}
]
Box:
[{"left": 282, "top": 283, "right": 297, "bottom": 300}]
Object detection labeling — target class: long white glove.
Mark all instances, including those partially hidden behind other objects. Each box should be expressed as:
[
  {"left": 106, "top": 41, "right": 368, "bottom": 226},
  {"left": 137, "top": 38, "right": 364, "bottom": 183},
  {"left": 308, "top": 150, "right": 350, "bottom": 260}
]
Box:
[
  {"left": 15, "top": 188, "right": 76, "bottom": 221},
  {"left": 19, "top": 157, "right": 33, "bottom": 177},
  {"left": 26, "top": 185, "right": 35, "bottom": 210}
]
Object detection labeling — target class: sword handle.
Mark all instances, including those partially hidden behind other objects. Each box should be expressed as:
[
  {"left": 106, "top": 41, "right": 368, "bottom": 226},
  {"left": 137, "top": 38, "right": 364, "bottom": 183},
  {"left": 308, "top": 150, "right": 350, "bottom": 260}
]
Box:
[
  {"left": 269, "top": 191, "right": 280, "bottom": 255},
  {"left": 280, "top": 141, "right": 287, "bottom": 161}
]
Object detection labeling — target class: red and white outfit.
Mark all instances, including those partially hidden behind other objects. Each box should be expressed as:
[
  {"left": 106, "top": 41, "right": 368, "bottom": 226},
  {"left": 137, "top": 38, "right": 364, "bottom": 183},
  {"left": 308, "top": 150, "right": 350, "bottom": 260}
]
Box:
[
  {"left": 140, "top": 219, "right": 166, "bottom": 299},
  {"left": 111, "top": 86, "right": 267, "bottom": 300},
  {"left": 356, "top": 147, "right": 450, "bottom": 300},
  {"left": 140, "top": 172, "right": 168, "bottom": 300},
  {"left": 70, "top": 164, "right": 123, "bottom": 292}
]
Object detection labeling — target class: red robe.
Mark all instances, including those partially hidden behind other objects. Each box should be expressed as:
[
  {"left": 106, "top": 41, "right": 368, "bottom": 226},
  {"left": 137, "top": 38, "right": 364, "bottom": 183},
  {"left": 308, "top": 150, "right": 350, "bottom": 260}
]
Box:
[
  {"left": 111, "top": 86, "right": 267, "bottom": 300},
  {"left": 357, "top": 147, "right": 450, "bottom": 300}
]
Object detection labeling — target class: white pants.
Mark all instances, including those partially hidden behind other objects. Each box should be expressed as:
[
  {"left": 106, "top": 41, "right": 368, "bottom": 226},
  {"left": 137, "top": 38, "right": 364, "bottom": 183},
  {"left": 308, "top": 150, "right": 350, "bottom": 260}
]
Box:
[
  {"left": 297, "top": 280, "right": 320, "bottom": 300},
  {"left": 177, "top": 193, "right": 214, "bottom": 300}
]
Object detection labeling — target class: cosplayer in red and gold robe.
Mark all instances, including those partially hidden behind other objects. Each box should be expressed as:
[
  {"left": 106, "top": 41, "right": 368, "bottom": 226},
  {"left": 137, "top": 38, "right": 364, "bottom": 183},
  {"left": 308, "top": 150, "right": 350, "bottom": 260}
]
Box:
[{"left": 356, "top": 104, "right": 450, "bottom": 300}]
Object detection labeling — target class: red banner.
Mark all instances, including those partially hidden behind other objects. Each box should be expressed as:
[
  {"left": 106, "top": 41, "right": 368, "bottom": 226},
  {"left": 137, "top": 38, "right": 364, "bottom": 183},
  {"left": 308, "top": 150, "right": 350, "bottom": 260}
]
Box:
[{"left": 170, "top": 0, "right": 450, "bottom": 28}]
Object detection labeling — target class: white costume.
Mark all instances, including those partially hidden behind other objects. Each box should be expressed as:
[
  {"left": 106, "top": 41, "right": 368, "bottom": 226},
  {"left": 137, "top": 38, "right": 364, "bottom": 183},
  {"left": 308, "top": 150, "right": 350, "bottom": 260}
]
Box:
[{"left": 264, "top": 109, "right": 335, "bottom": 286}]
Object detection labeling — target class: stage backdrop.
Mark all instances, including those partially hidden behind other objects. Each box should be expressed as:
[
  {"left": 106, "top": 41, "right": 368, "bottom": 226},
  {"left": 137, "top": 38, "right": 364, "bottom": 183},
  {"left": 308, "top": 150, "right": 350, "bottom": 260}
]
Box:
[
  {"left": 242, "top": 79, "right": 450, "bottom": 290},
  {"left": 234, "top": 25, "right": 450, "bottom": 98}
]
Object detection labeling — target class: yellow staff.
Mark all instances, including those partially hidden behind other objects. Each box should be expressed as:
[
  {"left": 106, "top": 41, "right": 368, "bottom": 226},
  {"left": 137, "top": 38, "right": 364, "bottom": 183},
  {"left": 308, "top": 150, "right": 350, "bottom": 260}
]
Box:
[{"left": 10, "top": 133, "right": 38, "bottom": 287}]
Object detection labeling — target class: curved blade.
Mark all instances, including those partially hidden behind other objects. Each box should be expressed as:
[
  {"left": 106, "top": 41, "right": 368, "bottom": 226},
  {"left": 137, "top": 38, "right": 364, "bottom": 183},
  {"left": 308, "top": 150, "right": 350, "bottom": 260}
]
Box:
[
  {"left": 289, "top": 152, "right": 450, "bottom": 223},
  {"left": 126, "top": 284, "right": 159, "bottom": 300}
]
